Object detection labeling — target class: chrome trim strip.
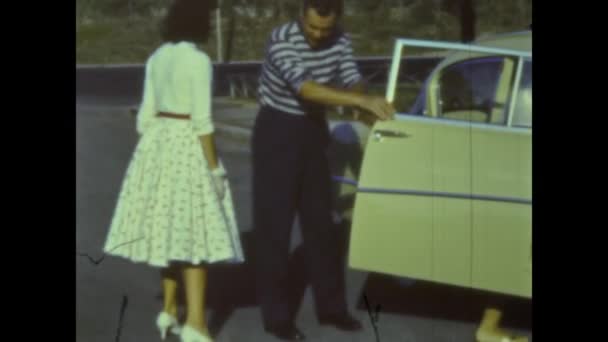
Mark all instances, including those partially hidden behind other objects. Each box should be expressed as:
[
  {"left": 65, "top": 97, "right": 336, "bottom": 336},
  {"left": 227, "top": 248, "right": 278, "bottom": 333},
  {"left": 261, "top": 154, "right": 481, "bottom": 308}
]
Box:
[{"left": 331, "top": 176, "right": 531, "bottom": 205}]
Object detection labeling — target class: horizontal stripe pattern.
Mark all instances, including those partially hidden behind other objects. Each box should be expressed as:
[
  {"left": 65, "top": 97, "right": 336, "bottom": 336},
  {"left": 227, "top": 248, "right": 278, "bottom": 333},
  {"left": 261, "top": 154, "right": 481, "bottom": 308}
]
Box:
[{"left": 259, "top": 21, "right": 363, "bottom": 115}]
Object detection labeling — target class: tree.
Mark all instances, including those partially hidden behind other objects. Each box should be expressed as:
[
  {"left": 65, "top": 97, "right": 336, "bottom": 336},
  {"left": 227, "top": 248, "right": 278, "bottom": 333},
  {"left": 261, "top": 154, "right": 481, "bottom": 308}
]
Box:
[
  {"left": 459, "top": 0, "right": 476, "bottom": 42},
  {"left": 441, "top": 0, "right": 476, "bottom": 42},
  {"left": 224, "top": 0, "right": 237, "bottom": 62}
]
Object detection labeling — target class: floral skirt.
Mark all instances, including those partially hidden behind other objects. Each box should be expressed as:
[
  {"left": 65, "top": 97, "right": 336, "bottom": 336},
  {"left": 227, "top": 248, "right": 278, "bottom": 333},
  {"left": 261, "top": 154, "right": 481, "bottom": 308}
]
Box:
[{"left": 103, "top": 118, "right": 244, "bottom": 267}]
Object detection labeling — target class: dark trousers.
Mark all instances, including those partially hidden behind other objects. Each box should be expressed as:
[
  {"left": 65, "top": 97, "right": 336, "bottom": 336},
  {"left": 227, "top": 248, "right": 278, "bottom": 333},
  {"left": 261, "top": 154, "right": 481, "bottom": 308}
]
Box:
[{"left": 252, "top": 106, "right": 347, "bottom": 329}]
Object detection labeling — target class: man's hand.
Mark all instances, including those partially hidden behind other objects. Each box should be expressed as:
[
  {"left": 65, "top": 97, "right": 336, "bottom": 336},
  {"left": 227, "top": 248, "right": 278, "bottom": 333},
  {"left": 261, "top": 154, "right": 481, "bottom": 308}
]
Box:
[
  {"left": 352, "top": 108, "right": 377, "bottom": 127},
  {"left": 356, "top": 95, "right": 396, "bottom": 121},
  {"left": 299, "top": 81, "right": 396, "bottom": 120}
]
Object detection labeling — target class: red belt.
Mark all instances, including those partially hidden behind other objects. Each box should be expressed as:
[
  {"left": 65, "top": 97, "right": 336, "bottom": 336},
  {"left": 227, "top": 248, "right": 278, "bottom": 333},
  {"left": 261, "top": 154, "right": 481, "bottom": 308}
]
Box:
[{"left": 157, "top": 112, "right": 191, "bottom": 120}]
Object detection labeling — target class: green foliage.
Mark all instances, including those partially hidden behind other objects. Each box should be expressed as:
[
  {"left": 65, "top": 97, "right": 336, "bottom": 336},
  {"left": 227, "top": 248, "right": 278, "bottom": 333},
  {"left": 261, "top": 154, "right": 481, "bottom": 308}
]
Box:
[{"left": 76, "top": 0, "right": 532, "bottom": 64}]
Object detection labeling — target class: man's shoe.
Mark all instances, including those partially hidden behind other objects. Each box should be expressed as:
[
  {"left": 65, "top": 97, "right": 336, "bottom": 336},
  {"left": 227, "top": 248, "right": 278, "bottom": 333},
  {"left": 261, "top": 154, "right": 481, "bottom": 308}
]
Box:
[
  {"left": 264, "top": 324, "right": 306, "bottom": 341},
  {"left": 319, "top": 312, "right": 363, "bottom": 331}
]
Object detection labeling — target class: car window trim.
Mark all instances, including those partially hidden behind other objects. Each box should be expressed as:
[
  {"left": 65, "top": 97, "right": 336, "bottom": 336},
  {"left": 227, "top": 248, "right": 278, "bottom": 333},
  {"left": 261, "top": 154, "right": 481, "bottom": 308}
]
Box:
[
  {"left": 386, "top": 38, "right": 532, "bottom": 120},
  {"left": 509, "top": 57, "right": 533, "bottom": 128},
  {"left": 436, "top": 56, "right": 508, "bottom": 121},
  {"left": 507, "top": 57, "right": 524, "bottom": 127}
]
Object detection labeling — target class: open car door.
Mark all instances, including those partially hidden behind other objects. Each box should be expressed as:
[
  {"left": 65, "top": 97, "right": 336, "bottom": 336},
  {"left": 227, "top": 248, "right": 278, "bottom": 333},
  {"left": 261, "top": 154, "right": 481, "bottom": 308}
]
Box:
[{"left": 348, "top": 37, "right": 532, "bottom": 298}]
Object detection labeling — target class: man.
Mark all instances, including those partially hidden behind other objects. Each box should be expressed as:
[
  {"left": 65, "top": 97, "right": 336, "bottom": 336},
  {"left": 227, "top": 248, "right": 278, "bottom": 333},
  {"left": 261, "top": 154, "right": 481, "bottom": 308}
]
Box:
[{"left": 252, "top": 0, "right": 395, "bottom": 340}]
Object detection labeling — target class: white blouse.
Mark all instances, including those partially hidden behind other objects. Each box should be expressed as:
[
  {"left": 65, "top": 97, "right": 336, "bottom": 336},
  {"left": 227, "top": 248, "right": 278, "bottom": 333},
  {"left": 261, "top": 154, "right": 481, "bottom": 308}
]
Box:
[{"left": 136, "top": 41, "right": 214, "bottom": 136}]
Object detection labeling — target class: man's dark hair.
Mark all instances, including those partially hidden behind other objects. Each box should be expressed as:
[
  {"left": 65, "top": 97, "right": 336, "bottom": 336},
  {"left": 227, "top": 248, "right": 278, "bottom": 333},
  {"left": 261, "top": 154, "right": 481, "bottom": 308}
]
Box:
[
  {"left": 161, "top": 0, "right": 213, "bottom": 44},
  {"left": 303, "top": 0, "right": 343, "bottom": 18}
]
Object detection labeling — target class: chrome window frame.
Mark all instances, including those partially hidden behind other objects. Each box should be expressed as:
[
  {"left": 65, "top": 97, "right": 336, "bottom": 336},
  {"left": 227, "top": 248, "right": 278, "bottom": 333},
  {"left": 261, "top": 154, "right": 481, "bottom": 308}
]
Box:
[{"left": 386, "top": 38, "right": 532, "bottom": 129}]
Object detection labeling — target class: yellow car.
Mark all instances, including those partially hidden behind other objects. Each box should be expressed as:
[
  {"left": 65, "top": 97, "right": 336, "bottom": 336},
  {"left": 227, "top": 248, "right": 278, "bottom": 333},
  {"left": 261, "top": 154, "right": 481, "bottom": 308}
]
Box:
[{"left": 342, "top": 30, "right": 532, "bottom": 299}]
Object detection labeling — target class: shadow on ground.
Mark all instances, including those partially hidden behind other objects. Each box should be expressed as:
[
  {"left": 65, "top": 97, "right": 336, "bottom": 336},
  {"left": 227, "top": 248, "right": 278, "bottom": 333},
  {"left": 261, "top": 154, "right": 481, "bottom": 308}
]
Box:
[
  {"left": 155, "top": 231, "right": 258, "bottom": 336},
  {"left": 355, "top": 272, "right": 532, "bottom": 331},
  {"left": 155, "top": 223, "right": 352, "bottom": 337}
]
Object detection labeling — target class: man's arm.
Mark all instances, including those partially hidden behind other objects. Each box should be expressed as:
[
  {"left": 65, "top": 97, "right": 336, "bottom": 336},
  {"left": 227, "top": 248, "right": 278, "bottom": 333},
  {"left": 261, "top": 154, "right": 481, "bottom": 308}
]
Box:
[
  {"left": 266, "top": 32, "right": 393, "bottom": 119},
  {"left": 299, "top": 81, "right": 393, "bottom": 120},
  {"left": 343, "top": 80, "right": 365, "bottom": 118},
  {"left": 348, "top": 81, "right": 366, "bottom": 94},
  {"left": 298, "top": 33, "right": 393, "bottom": 120},
  {"left": 299, "top": 81, "right": 365, "bottom": 108},
  {"left": 340, "top": 81, "right": 384, "bottom": 126}
]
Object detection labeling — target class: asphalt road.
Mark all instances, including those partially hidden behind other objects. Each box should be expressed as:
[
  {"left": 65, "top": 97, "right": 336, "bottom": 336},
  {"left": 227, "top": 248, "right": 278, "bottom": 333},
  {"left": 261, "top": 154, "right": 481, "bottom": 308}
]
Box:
[{"left": 76, "top": 98, "right": 532, "bottom": 342}]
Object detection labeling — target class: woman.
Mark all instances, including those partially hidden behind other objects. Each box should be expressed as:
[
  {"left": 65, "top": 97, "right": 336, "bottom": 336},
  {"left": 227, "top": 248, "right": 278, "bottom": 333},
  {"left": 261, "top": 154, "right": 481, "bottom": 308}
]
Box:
[{"left": 102, "top": 1, "right": 244, "bottom": 341}]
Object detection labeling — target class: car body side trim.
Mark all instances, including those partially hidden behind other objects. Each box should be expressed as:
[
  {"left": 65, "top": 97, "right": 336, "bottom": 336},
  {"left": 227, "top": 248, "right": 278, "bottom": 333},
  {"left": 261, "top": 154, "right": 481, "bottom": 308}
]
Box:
[{"left": 332, "top": 176, "right": 531, "bottom": 205}]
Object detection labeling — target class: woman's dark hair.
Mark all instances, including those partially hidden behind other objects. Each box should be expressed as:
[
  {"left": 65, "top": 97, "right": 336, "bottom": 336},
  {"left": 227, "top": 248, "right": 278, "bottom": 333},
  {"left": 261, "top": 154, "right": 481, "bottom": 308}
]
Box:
[
  {"left": 303, "top": 0, "right": 343, "bottom": 18},
  {"left": 161, "top": 0, "right": 214, "bottom": 43}
]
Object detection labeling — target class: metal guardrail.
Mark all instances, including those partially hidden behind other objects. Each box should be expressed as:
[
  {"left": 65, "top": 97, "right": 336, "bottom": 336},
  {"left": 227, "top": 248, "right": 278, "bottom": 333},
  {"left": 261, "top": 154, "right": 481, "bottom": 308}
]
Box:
[{"left": 76, "top": 56, "right": 442, "bottom": 100}]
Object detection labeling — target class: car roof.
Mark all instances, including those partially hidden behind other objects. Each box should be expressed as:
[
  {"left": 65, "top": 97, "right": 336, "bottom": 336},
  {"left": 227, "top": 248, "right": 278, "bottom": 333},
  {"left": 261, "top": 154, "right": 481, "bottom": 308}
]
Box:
[
  {"left": 435, "top": 30, "right": 531, "bottom": 69},
  {"left": 475, "top": 30, "right": 531, "bottom": 52}
]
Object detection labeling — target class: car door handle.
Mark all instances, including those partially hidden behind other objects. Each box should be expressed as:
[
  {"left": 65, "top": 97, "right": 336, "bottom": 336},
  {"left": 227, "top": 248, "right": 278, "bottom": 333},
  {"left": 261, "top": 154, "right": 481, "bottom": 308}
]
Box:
[{"left": 373, "top": 129, "right": 411, "bottom": 141}]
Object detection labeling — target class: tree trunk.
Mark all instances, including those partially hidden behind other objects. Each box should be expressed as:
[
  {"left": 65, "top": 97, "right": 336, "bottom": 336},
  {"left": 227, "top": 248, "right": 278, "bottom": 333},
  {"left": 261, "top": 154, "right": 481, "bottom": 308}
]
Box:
[
  {"left": 460, "top": 0, "right": 476, "bottom": 43},
  {"left": 273, "top": 0, "right": 281, "bottom": 20},
  {"left": 225, "top": 1, "right": 236, "bottom": 63}
]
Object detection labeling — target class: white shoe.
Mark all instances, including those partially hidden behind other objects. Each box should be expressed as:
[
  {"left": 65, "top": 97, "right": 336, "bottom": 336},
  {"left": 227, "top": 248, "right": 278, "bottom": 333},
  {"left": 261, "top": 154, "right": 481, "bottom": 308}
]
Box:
[
  {"left": 156, "top": 311, "right": 181, "bottom": 340},
  {"left": 180, "top": 325, "right": 213, "bottom": 342}
]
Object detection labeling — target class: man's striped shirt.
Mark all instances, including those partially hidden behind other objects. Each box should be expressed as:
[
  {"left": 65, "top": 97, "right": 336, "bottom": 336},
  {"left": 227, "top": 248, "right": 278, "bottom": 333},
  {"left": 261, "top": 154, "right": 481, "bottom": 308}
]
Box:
[{"left": 258, "top": 21, "right": 363, "bottom": 115}]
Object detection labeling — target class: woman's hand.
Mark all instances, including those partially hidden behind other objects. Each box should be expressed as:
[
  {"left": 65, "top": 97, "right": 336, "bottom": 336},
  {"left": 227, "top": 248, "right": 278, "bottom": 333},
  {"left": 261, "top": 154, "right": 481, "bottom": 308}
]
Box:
[{"left": 211, "top": 166, "right": 227, "bottom": 200}]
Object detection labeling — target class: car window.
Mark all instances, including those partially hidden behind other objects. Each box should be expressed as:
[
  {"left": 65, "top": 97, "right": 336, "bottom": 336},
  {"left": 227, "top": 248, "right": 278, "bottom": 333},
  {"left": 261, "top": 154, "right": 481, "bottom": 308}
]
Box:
[
  {"left": 408, "top": 80, "right": 427, "bottom": 116},
  {"left": 438, "top": 57, "right": 506, "bottom": 124},
  {"left": 511, "top": 61, "right": 532, "bottom": 128}
]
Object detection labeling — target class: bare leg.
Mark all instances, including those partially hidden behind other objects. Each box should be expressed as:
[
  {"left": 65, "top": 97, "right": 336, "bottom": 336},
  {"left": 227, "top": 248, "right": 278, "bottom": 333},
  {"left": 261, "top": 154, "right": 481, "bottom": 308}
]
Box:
[
  {"left": 182, "top": 264, "right": 210, "bottom": 336},
  {"left": 161, "top": 265, "right": 179, "bottom": 317}
]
